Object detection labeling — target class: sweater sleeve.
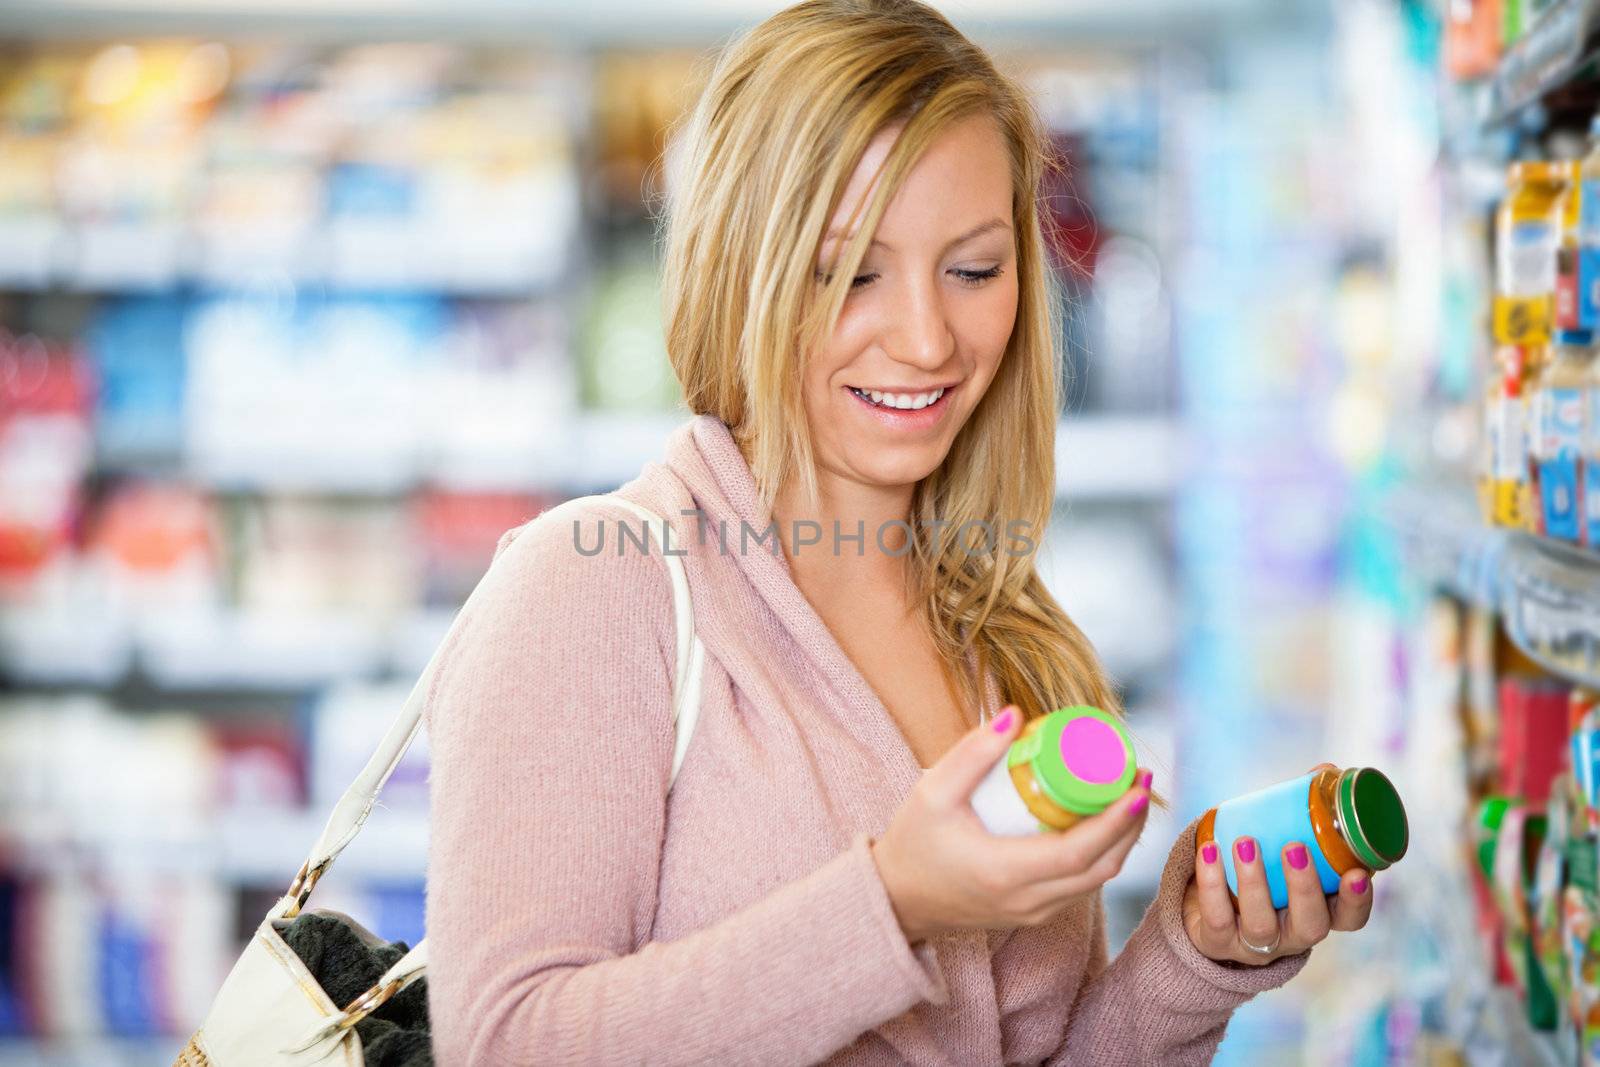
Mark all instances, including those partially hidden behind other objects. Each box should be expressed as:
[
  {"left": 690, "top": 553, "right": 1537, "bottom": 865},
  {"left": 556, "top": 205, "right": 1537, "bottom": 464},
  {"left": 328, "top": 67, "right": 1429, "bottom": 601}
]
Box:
[
  {"left": 423, "top": 502, "right": 949, "bottom": 1066},
  {"left": 1048, "top": 816, "right": 1311, "bottom": 1066}
]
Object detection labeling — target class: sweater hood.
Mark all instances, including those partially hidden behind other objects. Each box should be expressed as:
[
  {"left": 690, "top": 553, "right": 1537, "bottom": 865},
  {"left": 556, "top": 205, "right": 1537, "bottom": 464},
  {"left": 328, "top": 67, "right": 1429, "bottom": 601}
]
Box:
[{"left": 632, "top": 413, "right": 1001, "bottom": 762}]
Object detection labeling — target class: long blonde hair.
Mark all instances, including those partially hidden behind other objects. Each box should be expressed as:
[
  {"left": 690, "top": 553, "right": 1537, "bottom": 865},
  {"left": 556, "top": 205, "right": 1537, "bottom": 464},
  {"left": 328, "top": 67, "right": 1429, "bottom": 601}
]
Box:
[{"left": 658, "top": 0, "right": 1121, "bottom": 728}]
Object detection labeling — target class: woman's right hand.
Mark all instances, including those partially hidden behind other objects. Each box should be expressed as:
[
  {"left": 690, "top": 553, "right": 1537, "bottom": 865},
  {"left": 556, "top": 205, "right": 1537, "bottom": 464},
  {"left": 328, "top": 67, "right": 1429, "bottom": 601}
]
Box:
[{"left": 869, "top": 705, "right": 1152, "bottom": 944}]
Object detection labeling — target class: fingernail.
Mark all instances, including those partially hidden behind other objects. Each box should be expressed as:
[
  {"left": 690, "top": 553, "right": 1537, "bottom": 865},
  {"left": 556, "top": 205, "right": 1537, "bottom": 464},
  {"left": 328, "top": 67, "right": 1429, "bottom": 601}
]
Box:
[
  {"left": 1129, "top": 792, "right": 1148, "bottom": 815},
  {"left": 1351, "top": 875, "right": 1369, "bottom": 895},
  {"left": 1136, "top": 769, "right": 1153, "bottom": 791},
  {"left": 1287, "top": 844, "right": 1308, "bottom": 870},
  {"left": 992, "top": 707, "right": 1015, "bottom": 734},
  {"left": 1201, "top": 842, "right": 1218, "bottom": 864},
  {"left": 1235, "top": 838, "right": 1256, "bottom": 864}
]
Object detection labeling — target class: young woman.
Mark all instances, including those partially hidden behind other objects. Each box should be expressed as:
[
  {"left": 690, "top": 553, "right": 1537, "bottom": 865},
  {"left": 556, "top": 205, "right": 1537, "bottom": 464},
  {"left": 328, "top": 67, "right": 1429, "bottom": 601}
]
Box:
[{"left": 424, "top": 2, "right": 1372, "bottom": 1063}]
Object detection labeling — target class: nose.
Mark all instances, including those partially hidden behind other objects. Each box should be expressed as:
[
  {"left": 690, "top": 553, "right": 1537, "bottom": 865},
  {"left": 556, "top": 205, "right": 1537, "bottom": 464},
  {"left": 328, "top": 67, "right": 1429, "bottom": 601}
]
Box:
[{"left": 884, "top": 271, "right": 955, "bottom": 371}]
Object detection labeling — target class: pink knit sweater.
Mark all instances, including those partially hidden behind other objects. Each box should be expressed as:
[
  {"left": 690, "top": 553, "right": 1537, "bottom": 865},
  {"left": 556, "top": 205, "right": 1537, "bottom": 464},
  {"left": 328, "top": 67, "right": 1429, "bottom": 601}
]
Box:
[{"left": 423, "top": 413, "right": 1309, "bottom": 1066}]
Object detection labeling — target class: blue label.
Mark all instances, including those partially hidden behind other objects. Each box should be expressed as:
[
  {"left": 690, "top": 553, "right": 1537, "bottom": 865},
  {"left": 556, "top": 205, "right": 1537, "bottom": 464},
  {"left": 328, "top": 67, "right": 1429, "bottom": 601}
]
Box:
[
  {"left": 1211, "top": 771, "right": 1342, "bottom": 909},
  {"left": 1543, "top": 456, "right": 1582, "bottom": 539},
  {"left": 1587, "top": 451, "right": 1600, "bottom": 546},
  {"left": 1582, "top": 247, "right": 1600, "bottom": 330},
  {"left": 1582, "top": 179, "right": 1600, "bottom": 244}
]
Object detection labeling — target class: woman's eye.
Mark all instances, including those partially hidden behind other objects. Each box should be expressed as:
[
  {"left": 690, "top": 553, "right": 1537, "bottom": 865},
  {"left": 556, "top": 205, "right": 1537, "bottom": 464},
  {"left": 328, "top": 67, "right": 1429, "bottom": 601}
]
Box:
[
  {"left": 814, "top": 269, "right": 877, "bottom": 291},
  {"left": 953, "top": 266, "right": 1005, "bottom": 287}
]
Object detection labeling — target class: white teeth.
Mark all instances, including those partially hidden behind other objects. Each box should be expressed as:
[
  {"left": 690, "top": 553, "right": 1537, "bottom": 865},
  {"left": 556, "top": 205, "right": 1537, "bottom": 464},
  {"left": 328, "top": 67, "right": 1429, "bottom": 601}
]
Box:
[{"left": 854, "top": 387, "right": 945, "bottom": 410}]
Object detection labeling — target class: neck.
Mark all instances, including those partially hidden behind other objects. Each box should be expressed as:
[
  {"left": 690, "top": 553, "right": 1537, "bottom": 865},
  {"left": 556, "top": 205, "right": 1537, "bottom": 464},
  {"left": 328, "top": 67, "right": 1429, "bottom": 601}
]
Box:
[{"left": 771, "top": 468, "right": 916, "bottom": 597}]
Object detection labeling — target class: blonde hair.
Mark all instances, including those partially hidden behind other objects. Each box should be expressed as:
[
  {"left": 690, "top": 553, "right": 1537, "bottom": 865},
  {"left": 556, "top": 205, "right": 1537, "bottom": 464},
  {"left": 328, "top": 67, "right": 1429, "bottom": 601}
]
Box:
[{"left": 658, "top": 0, "right": 1122, "bottom": 730}]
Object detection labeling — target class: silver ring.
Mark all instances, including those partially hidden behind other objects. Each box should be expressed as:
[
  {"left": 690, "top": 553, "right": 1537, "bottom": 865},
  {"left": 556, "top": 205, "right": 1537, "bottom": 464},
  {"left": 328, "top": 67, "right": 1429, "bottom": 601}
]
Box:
[{"left": 1238, "top": 926, "right": 1281, "bottom": 956}]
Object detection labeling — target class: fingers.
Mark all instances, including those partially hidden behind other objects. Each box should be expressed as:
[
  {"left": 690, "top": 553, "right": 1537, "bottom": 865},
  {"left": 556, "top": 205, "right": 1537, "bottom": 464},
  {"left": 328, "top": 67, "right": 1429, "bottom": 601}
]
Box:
[
  {"left": 1187, "top": 837, "right": 1241, "bottom": 957},
  {"left": 1329, "top": 868, "right": 1373, "bottom": 932},
  {"left": 1280, "top": 841, "right": 1331, "bottom": 947},
  {"left": 997, "top": 769, "right": 1153, "bottom": 884},
  {"left": 925, "top": 704, "right": 1021, "bottom": 811},
  {"left": 1231, "top": 836, "right": 1282, "bottom": 956}
]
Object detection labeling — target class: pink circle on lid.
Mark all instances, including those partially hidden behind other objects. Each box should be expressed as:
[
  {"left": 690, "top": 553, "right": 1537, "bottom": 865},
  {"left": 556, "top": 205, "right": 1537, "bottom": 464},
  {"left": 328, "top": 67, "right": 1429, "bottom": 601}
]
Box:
[{"left": 1059, "top": 717, "right": 1127, "bottom": 784}]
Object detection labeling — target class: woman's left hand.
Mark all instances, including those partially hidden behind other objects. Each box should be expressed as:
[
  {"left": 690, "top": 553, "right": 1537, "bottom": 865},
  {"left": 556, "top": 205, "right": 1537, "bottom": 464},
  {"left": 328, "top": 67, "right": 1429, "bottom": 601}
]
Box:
[{"left": 1181, "top": 764, "right": 1375, "bottom": 966}]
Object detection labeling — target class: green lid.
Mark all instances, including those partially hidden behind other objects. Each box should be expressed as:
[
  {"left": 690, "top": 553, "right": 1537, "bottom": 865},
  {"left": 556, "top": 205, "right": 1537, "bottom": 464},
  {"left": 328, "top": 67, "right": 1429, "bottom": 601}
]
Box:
[
  {"left": 1336, "top": 767, "right": 1410, "bottom": 871},
  {"left": 1476, "top": 796, "right": 1513, "bottom": 878},
  {"left": 1477, "top": 795, "right": 1512, "bottom": 833},
  {"left": 1006, "top": 705, "right": 1137, "bottom": 815}
]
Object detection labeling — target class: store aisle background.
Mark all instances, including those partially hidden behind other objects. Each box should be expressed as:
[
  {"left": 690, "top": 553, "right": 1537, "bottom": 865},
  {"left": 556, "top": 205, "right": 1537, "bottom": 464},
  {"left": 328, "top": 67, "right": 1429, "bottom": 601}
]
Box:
[{"left": 0, "top": 0, "right": 1452, "bottom": 1064}]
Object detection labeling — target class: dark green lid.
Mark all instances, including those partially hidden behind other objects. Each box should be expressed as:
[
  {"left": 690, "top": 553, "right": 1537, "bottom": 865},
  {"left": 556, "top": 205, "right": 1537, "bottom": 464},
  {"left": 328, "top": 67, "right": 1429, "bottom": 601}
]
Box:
[
  {"left": 1006, "top": 705, "right": 1136, "bottom": 815},
  {"left": 1336, "top": 767, "right": 1409, "bottom": 870}
]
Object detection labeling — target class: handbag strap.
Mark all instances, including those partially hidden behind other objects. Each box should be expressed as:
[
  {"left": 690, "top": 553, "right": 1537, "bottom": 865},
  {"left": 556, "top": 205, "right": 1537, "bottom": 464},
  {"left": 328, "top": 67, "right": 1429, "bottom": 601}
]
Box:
[
  {"left": 280, "top": 497, "right": 707, "bottom": 1056},
  {"left": 273, "top": 496, "right": 706, "bottom": 923}
]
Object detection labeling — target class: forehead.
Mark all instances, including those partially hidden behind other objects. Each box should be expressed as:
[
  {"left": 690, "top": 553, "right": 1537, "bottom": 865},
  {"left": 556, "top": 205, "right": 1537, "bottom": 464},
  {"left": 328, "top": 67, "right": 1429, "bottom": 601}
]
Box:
[{"left": 826, "top": 112, "right": 1012, "bottom": 243}]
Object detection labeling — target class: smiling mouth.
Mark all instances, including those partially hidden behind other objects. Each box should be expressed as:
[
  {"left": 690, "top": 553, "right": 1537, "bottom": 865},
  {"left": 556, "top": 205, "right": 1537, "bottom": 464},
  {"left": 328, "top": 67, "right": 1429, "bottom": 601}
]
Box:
[{"left": 845, "top": 384, "right": 955, "bottom": 410}]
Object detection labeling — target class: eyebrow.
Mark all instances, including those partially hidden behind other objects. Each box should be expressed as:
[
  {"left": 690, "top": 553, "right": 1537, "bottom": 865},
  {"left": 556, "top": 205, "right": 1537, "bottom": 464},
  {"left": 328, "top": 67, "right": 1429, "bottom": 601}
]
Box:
[{"left": 822, "top": 217, "right": 1011, "bottom": 255}]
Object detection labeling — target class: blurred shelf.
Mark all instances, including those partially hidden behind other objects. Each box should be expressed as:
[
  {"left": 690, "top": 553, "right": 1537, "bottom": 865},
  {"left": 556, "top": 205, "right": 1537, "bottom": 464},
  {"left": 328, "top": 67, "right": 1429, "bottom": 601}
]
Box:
[
  {"left": 1054, "top": 415, "right": 1178, "bottom": 499},
  {"left": 0, "top": 218, "right": 574, "bottom": 296},
  {"left": 1484, "top": 0, "right": 1600, "bottom": 130},
  {"left": 3, "top": 806, "right": 429, "bottom": 885},
  {"left": 1473, "top": 988, "right": 1570, "bottom": 1067},
  {"left": 0, "top": 604, "right": 451, "bottom": 692},
  {"left": 1383, "top": 479, "right": 1600, "bottom": 692},
  {"left": 0, "top": 1038, "right": 183, "bottom": 1067},
  {"left": 0, "top": 0, "right": 1279, "bottom": 43}
]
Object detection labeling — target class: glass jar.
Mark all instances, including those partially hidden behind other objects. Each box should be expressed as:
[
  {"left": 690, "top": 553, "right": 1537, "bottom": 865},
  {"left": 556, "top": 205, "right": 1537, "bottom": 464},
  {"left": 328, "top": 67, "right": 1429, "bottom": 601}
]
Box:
[
  {"left": 1195, "top": 767, "right": 1409, "bottom": 909},
  {"left": 970, "top": 705, "right": 1137, "bottom": 836}
]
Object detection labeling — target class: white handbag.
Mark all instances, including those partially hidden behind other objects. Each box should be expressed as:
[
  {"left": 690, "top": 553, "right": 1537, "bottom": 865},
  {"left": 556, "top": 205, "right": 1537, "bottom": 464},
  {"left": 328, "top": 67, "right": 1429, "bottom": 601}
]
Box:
[{"left": 176, "top": 498, "right": 707, "bottom": 1066}]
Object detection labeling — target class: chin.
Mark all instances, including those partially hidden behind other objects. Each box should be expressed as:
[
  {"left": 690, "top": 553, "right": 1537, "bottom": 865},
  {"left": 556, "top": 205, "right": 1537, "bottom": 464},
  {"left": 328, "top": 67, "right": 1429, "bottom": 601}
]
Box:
[{"left": 854, "top": 453, "right": 945, "bottom": 489}]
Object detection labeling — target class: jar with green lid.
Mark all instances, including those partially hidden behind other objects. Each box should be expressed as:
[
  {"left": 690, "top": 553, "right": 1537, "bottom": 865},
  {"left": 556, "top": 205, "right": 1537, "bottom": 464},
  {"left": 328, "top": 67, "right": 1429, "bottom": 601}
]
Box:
[
  {"left": 1196, "top": 767, "right": 1410, "bottom": 910},
  {"left": 970, "top": 706, "right": 1138, "bottom": 835}
]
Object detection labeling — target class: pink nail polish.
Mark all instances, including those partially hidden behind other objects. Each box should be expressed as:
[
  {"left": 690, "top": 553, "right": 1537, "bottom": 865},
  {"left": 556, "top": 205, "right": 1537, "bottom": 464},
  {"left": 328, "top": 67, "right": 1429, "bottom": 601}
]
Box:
[
  {"left": 992, "top": 707, "right": 1015, "bottom": 734},
  {"left": 1136, "top": 770, "right": 1153, "bottom": 791},
  {"left": 1129, "top": 793, "right": 1148, "bottom": 815},
  {"left": 1287, "top": 844, "right": 1308, "bottom": 870},
  {"left": 1201, "top": 842, "right": 1218, "bottom": 864},
  {"left": 1236, "top": 838, "right": 1256, "bottom": 864},
  {"left": 1351, "top": 876, "right": 1369, "bottom": 895}
]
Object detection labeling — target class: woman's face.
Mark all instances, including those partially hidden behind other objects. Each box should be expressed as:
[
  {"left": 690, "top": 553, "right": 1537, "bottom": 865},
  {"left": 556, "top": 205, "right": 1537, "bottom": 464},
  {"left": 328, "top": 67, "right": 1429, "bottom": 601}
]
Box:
[{"left": 804, "top": 111, "right": 1018, "bottom": 492}]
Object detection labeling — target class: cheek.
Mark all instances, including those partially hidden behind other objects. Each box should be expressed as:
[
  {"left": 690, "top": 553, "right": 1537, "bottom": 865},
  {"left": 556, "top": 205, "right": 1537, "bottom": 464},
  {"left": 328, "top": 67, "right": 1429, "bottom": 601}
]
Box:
[
  {"left": 957, "top": 282, "right": 1019, "bottom": 361},
  {"left": 811, "top": 306, "right": 877, "bottom": 392}
]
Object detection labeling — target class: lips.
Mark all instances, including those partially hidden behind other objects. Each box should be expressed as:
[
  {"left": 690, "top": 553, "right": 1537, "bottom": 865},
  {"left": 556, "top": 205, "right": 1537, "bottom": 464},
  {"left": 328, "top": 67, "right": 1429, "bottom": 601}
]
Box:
[
  {"left": 849, "top": 385, "right": 946, "bottom": 410},
  {"left": 842, "top": 380, "right": 957, "bottom": 427}
]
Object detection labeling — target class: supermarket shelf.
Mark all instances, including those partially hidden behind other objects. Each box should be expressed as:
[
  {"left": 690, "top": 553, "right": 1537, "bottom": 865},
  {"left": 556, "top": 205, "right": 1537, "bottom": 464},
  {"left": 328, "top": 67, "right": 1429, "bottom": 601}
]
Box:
[
  {"left": 0, "top": 1038, "right": 182, "bottom": 1067},
  {"left": 1382, "top": 480, "right": 1600, "bottom": 691},
  {"left": 1055, "top": 415, "right": 1179, "bottom": 499},
  {"left": 1474, "top": 988, "right": 1571, "bottom": 1067},
  {"left": 1485, "top": 0, "right": 1600, "bottom": 128},
  {"left": 3, "top": 807, "right": 430, "bottom": 885},
  {"left": 0, "top": 218, "right": 572, "bottom": 296},
  {"left": 0, "top": 605, "right": 446, "bottom": 692},
  {"left": 0, "top": 0, "right": 1279, "bottom": 42}
]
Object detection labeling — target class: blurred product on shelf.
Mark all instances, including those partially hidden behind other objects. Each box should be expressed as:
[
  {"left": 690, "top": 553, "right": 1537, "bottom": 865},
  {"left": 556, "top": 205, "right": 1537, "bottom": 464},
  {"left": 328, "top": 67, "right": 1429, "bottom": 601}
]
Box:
[
  {"left": 578, "top": 241, "right": 680, "bottom": 412},
  {"left": 0, "top": 40, "right": 583, "bottom": 293},
  {"left": 1583, "top": 116, "right": 1600, "bottom": 330},
  {"left": 0, "top": 330, "right": 94, "bottom": 595},
  {"left": 1445, "top": 0, "right": 1504, "bottom": 81},
  {"left": 1536, "top": 330, "right": 1593, "bottom": 542},
  {"left": 1494, "top": 161, "right": 1566, "bottom": 349}
]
